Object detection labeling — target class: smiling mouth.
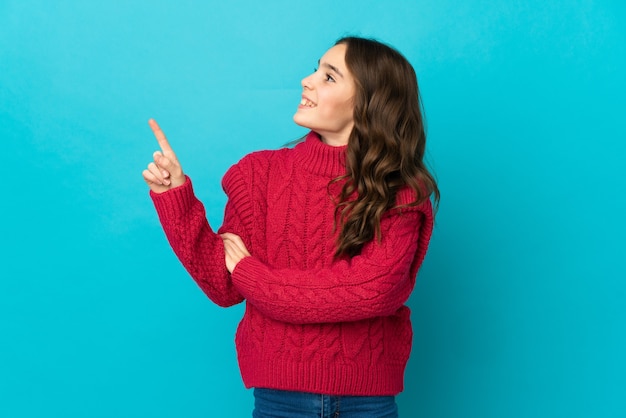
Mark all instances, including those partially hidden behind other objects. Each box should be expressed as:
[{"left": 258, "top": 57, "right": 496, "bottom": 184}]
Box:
[{"left": 300, "top": 98, "right": 317, "bottom": 108}]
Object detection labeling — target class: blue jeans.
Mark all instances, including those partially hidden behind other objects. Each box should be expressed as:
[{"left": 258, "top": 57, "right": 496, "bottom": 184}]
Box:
[{"left": 252, "top": 388, "right": 399, "bottom": 418}]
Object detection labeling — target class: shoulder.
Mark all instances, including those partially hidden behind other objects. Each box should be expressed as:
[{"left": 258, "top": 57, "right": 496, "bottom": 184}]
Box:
[
  {"left": 393, "top": 185, "right": 434, "bottom": 218},
  {"left": 386, "top": 186, "right": 435, "bottom": 263},
  {"left": 221, "top": 147, "right": 293, "bottom": 193},
  {"left": 239, "top": 146, "right": 293, "bottom": 169}
]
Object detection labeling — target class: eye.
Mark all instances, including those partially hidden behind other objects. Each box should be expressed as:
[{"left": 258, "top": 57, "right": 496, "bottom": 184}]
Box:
[{"left": 312, "top": 67, "right": 335, "bottom": 82}]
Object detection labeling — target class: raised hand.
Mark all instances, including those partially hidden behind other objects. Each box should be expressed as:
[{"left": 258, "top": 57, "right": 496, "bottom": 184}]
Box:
[
  {"left": 142, "top": 119, "right": 186, "bottom": 193},
  {"left": 221, "top": 233, "right": 251, "bottom": 273}
]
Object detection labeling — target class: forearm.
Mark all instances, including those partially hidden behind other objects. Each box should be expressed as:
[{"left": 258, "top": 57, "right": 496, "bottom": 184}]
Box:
[
  {"left": 151, "top": 177, "right": 243, "bottom": 307},
  {"left": 231, "top": 255, "right": 416, "bottom": 324},
  {"left": 230, "top": 211, "right": 426, "bottom": 324}
]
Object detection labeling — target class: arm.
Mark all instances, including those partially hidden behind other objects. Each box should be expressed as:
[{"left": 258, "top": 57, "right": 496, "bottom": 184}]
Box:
[
  {"left": 229, "top": 203, "right": 433, "bottom": 324},
  {"left": 151, "top": 178, "right": 245, "bottom": 307},
  {"left": 143, "top": 119, "right": 244, "bottom": 307}
]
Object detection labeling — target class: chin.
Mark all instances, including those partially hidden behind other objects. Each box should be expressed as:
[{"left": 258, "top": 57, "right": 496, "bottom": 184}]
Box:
[{"left": 293, "top": 114, "right": 311, "bottom": 129}]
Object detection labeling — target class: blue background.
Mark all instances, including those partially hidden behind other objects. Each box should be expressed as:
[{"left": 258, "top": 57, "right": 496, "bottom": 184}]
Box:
[{"left": 1, "top": 1, "right": 625, "bottom": 417}]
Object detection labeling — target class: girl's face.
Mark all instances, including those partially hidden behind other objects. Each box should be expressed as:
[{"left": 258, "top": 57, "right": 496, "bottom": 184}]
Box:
[{"left": 293, "top": 44, "right": 356, "bottom": 147}]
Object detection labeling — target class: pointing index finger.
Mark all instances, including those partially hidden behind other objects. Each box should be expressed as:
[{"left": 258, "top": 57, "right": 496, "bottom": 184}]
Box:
[{"left": 148, "top": 118, "right": 175, "bottom": 156}]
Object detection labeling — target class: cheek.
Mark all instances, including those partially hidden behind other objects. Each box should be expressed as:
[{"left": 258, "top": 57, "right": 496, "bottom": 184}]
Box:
[
  {"left": 323, "top": 92, "right": 354, "bottom": 116},
  {"left": 338, "top": 97, "right": 355, "bottom": 122},
  {"left": 344, "top": 97, "right": 355, "bottom": 115}
]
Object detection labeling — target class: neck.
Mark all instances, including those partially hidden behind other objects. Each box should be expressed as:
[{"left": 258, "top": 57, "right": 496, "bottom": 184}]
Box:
[{"left": 319, "top": 131, "right": 350, "bottom": 147}]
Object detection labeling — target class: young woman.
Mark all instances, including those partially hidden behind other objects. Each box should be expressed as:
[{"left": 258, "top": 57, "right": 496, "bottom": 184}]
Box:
[{"left": 142, "top": 36, "right": 439, "bottom": 418}]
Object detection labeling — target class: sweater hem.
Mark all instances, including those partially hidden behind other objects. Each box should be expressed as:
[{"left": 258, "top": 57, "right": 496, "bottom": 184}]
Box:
[{"left": 238, "top": 357, "right": 405, "bottom": 396}]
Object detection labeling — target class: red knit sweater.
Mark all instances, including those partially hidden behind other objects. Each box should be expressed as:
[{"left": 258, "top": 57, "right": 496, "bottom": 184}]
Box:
[{"left": 151, "top": 131, "right": 434, "bottom": 396}]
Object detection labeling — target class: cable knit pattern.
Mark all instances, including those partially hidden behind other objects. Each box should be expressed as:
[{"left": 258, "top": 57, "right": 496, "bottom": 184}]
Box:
[{"left": 150, "top": 131, "right": 434, "bottom": 396}]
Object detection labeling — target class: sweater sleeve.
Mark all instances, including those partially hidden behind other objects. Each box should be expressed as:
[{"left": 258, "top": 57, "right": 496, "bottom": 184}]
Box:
[
  {"left": 150, "top": 176, "right": 245, "bottom": 307},
  {"left": 230, "top": 201, "right": 433, "bottom": 324}
]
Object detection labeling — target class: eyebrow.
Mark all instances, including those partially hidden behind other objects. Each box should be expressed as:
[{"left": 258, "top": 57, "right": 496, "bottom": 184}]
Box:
[{"left": 318, "top": 60, "right": 344, "bottom": 78}]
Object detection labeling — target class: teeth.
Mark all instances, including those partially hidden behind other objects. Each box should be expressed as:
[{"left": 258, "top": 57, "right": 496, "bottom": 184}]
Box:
[{"left": 300, "top": 98, "right": 316, "bottom": 107}]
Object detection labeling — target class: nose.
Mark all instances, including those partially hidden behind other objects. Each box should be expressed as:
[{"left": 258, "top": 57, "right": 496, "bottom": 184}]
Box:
[{"left": 301, "top": 72, "right": 314, "bottom": 90}]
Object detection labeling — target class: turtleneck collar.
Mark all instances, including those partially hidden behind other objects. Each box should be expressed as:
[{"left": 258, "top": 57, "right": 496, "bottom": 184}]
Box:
[{"left": 293, "top": 131, "right": 347, "bottom": 177}]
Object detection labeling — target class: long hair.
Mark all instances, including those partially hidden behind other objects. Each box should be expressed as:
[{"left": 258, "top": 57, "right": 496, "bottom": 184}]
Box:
[{"left": 333, "top": 36, "right": 439, "bottom": 257}]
